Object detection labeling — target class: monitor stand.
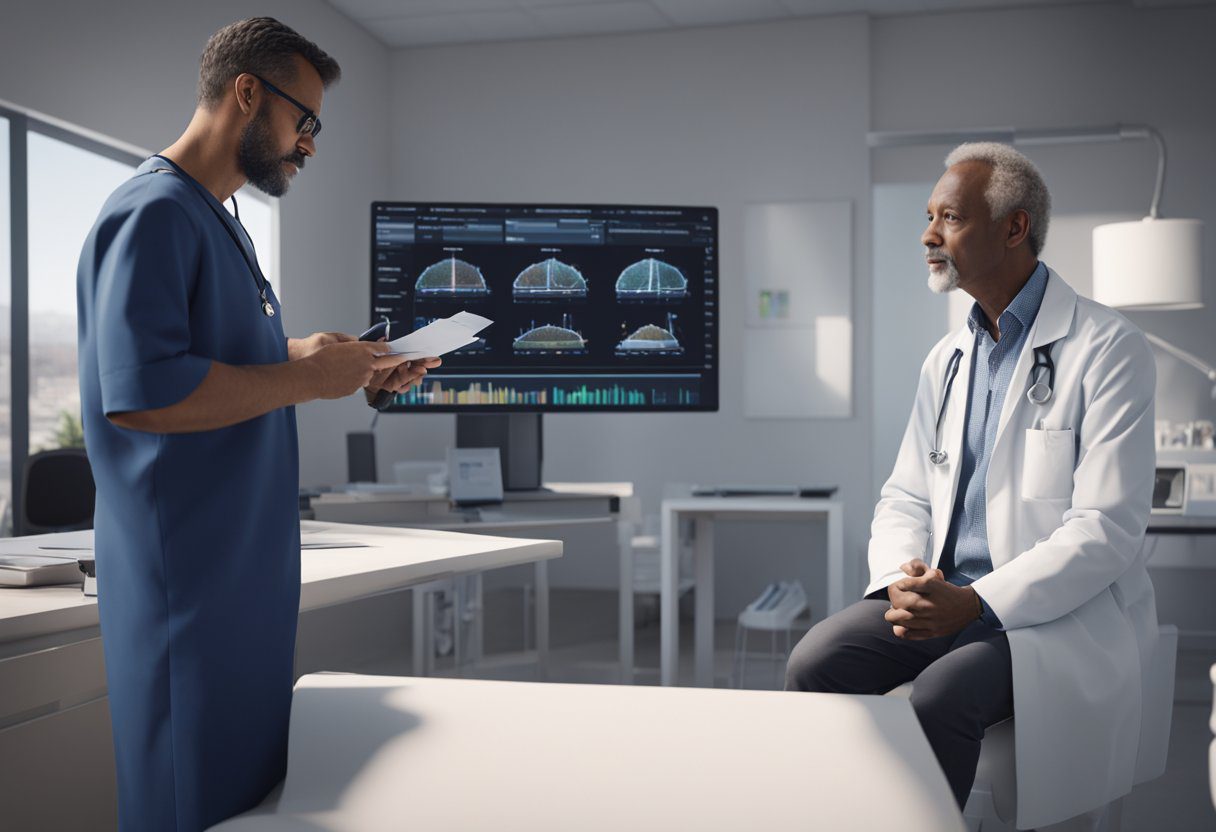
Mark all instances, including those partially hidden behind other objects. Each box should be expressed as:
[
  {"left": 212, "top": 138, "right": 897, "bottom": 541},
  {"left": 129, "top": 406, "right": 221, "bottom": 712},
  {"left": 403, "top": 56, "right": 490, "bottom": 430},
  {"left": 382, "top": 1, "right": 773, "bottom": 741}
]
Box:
[{"left": 455, "top": 414, "right": 543, "bottom": 491}]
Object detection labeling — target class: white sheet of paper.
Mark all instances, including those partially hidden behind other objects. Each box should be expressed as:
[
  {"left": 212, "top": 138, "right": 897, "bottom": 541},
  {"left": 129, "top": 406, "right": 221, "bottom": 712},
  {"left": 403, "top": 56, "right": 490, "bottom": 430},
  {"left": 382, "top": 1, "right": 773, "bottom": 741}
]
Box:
[{"left": 386, "top": 312, "right": 492, "bottom": 359}]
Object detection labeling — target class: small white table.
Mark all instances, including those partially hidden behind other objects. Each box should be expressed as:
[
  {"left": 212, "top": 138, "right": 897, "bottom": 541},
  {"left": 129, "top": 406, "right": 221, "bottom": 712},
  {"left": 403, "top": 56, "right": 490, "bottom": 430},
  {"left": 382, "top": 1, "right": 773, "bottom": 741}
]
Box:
[
  {"left": 210, "top": 673, "right": 965, "bottom": 832},
  {"left": 660, "top": 497, "right": 844, "bottom": 687}
]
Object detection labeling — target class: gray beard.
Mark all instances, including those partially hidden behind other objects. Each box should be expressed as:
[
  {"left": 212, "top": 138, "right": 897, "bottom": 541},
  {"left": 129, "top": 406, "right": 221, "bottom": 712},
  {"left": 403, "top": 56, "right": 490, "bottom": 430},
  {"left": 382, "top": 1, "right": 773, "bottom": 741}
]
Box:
[{"left": 927, "top": 261, "right": 960, "bottom": 294}]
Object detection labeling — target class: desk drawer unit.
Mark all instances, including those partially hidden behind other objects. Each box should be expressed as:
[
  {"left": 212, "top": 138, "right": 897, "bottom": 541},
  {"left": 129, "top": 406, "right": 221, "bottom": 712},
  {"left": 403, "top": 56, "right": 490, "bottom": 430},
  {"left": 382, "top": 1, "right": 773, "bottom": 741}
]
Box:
[{"left": 0, "top": 637, "right": 117, "bottom": 830}]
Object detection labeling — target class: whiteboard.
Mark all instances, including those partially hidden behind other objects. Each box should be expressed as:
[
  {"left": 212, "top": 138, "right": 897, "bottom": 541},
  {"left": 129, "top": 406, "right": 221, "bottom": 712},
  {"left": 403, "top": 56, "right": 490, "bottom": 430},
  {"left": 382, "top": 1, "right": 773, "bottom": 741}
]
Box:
[{"left": 743, "top": 200, "right": 852, "bottom": 418}]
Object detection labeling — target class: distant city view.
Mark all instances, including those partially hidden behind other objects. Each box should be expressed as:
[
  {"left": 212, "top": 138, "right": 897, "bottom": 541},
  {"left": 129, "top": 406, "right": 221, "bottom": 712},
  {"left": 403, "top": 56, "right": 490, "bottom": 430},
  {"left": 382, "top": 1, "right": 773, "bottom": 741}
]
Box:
[
  {"left": 0, "top": 125, "right": 274, "bottom": 531},
  {"left": 30, "top": 308, "right": 81, "bottom": 454},
  {"left": 0, "top": 307, "right": 80, "bottom": 524}
]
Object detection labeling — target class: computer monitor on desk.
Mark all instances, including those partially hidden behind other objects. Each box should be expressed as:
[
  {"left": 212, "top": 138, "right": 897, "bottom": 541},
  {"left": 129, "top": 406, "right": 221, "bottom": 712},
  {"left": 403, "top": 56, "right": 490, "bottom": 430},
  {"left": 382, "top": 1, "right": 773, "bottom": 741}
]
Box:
[{"left": 371, "top": 202, "right": 720, "bottom": 488}]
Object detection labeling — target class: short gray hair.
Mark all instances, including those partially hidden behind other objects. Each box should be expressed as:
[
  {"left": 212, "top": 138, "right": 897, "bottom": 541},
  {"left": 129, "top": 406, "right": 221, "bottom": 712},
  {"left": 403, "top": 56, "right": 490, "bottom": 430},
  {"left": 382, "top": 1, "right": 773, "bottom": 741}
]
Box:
[{"left": 944, "top": 142, "right": 1051, "bottom": 257}]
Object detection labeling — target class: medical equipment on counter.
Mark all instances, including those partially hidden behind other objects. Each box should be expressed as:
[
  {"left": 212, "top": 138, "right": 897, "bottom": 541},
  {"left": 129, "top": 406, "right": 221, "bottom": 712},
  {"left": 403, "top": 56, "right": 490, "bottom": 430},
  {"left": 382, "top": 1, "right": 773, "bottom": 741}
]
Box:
[
  {"left": 1153, "top": 449, "right": 1216, "bottom": 516},
  {"left": 78, "top": 557, "right": 97, "bottom": 596}
]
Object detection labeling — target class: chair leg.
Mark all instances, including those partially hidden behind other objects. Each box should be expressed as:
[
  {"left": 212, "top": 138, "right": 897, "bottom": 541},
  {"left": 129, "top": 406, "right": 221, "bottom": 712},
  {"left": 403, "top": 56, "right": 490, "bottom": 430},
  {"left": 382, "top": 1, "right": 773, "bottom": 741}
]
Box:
[
  {"left": 731, "top": 624, "right": 742, "bottom": 688},
  {"left": 1036, "top": 796, "right": 1124, "bottom": 832},
  {"left": 962, "top": 784, "right": 1007, "bottom": 832},
  {"left": 453, "top": 580, "right": 464, "bottom": 676},
  {"left": 739, "top": 627, "right": 748, "bottom": 689},
  {"left": 522, "top": 583, "right": 532, "bottom": 652},
  {"left": 781, "top": 626, "right": 792, "bottom": 689},
  {"left": 770, "top": 629, "right": 779, "bottom": 690}
]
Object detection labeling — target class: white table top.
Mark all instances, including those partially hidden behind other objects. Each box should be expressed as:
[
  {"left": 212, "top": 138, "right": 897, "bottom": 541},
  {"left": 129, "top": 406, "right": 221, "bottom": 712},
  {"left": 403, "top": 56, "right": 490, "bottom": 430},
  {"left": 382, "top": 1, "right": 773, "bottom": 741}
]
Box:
[
  {"left": 211, "top": 673, "right": 964, "bottom": 832},
  {"left": 313, "top": 484, "right": 624, "bottom": 505},
  {"left": 662, "top": 496, "right": 843, "bottom": 515},
  {"left": 0, "top": 521, "right": 561, "bottom": 645}
]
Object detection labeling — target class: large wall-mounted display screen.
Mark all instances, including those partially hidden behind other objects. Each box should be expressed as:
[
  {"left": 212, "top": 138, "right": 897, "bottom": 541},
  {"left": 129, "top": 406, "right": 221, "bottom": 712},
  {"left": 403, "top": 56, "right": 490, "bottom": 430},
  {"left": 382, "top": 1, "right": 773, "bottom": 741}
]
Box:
[{"left": 371, "top": 202, "right": 718, "bottom": 412}]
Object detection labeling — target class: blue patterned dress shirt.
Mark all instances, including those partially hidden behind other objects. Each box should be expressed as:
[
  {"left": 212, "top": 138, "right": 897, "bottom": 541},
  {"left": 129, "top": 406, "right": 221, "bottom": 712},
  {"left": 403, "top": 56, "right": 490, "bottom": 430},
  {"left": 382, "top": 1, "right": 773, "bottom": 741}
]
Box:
[{"left": 939, "top": 262, "right": 1050, "bottom": 629}]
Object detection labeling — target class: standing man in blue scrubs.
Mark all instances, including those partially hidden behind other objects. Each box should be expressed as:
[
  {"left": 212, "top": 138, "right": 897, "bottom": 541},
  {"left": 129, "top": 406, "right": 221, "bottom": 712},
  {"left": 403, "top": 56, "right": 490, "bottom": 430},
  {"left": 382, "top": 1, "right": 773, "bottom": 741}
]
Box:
[{"left": 76, "top": 18, "right": 439, "bottom": 832}]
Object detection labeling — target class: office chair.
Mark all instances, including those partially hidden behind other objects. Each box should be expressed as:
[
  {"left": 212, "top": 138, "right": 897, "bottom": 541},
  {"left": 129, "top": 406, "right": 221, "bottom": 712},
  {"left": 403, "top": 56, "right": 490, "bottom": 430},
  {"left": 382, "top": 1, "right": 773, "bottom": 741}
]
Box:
[{"left": 17, "top": 447, "right": 95, "bottom": 536}]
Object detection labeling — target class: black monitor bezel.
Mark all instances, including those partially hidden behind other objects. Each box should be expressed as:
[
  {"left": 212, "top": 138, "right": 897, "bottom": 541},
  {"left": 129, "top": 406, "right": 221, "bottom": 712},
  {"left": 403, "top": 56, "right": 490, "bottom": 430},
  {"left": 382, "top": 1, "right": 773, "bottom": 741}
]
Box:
[{"left": 370, "top": 200, "right": 719, "bottom": 414}]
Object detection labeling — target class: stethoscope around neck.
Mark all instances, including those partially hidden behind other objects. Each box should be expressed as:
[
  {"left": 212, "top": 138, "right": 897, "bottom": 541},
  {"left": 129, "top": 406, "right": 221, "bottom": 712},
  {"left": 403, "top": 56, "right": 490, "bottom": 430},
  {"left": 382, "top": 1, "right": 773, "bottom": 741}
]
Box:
[
  {"left": 150, "top": 154, "right": 276, "bottom": 318},
  {"left": 928, "top": 341, "right": 1058, "bottom": 466}
]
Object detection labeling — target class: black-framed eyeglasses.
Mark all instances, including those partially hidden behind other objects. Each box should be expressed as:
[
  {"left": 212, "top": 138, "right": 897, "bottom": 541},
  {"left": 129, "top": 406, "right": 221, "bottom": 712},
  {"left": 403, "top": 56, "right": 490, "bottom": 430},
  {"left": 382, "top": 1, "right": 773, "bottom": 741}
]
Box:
[{"left": 251, "top": 74, "right": 322, "bottom": 138}]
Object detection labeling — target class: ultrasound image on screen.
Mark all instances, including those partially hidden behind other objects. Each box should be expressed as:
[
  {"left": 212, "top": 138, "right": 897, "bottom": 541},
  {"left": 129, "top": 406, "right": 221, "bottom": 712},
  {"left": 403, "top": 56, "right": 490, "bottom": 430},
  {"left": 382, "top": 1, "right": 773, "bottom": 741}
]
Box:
[{"left": 371, "top": 203, "right": 718, "bottom": 411}]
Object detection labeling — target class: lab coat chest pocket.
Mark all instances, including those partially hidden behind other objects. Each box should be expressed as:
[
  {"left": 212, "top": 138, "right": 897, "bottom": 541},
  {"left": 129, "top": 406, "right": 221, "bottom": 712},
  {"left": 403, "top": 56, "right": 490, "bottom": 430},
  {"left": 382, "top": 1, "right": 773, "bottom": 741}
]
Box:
[{"left": 1022, "top": 427, "right": 1075, "bottom": 501}]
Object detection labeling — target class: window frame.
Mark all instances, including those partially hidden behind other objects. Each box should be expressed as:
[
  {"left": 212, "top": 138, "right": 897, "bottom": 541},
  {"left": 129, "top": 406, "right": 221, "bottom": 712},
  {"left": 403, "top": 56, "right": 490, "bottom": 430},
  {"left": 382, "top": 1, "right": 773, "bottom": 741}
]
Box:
[{"left": 0, "top": 100, "right": 277, "bottom": 531}]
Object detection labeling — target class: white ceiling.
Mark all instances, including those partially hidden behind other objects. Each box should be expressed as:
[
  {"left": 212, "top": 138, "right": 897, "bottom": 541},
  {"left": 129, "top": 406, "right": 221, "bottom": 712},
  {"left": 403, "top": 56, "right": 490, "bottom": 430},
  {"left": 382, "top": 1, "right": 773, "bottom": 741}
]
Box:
[{"left": 325, "top": 0, "right": 1140, "bottom": 48}]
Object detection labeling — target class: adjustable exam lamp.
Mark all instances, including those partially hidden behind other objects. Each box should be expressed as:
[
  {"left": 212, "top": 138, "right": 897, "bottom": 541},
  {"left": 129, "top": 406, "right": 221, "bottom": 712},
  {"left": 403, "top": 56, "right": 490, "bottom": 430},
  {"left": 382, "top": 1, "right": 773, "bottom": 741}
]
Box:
[
  {"left": 1084, "top": 128, "right": 1212, "bottom": 398},
  {"left": 867, "top": 123, "right": 1211, "bottom": 396}
]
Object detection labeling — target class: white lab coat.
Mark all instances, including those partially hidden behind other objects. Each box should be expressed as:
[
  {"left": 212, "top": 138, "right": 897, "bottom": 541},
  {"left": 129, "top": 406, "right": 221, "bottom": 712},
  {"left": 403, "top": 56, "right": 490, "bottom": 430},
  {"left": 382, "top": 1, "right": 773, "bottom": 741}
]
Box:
[{"left": 865, "top": 269, "right": 1158, "bottom": 828}]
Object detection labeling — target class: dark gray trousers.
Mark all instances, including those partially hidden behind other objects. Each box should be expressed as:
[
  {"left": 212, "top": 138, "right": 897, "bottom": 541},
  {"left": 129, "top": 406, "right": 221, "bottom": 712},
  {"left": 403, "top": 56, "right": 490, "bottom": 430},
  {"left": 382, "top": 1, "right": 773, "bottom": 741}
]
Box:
[{"left": 784, "top": 598, "right": 1014, "bottom": 809}]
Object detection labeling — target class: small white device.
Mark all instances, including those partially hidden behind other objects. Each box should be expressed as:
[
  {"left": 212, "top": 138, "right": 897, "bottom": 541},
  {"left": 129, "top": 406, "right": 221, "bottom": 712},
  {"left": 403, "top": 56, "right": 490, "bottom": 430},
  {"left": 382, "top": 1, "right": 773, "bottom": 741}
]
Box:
[
  {"left": 447, "top": 447, "right": 504, "bottom": 506},
  {"left": 1153, "top": 449, "right": 1216, "bottom": 517}
]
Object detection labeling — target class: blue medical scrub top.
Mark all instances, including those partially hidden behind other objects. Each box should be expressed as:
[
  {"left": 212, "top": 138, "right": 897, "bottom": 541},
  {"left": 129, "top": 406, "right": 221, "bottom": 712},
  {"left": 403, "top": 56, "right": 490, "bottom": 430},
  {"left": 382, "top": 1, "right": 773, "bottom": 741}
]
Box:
[{"left": 77, "top": 157, "right": 300, "bottom": 832}]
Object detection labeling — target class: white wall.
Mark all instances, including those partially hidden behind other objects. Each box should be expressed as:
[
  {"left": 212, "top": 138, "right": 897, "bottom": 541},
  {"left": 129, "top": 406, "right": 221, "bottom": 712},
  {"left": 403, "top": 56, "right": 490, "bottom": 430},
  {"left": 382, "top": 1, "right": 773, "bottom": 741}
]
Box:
[
  {"left": 0, "top": 0, "right": 394, "bottom": 487},
  {"left": 385, "top": 17, "right": 875, "bottom": 614},
  {"left": 871, "top": 3, "right": 1216, "bottom": 434},
  {"left": 870, "top": 4, "right": 1216, "bottom": 633}
]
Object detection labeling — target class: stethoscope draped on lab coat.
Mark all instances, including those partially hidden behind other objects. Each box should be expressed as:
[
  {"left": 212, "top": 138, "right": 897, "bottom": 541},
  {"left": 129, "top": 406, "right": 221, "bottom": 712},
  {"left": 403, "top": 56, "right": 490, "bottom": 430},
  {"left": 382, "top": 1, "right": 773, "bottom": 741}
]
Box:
[
  {"left": 865, "top": 269, "right": 1161, "bottom": 828},
  {"left": 929, "top": 342, "right": 1057, "bottom": 466}
]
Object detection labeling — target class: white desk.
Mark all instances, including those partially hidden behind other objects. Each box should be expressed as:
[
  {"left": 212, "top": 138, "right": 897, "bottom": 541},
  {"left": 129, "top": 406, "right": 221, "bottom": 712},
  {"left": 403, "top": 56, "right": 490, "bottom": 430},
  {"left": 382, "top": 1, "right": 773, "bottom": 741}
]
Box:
[
  {"left": 211, "top": 673, "right": 964, "bottom": 832},
  {"left": 0, "top": 522, "right": 562, "bottom": 832},
  {"left": 0, "top": 521, "right": 561, "bottom": 646},
  {"left": 661, "top": 497, "right": 844, "bottom": 687},
  {"left": 309, "top": 486, "right": 626, "bottom": 681}
]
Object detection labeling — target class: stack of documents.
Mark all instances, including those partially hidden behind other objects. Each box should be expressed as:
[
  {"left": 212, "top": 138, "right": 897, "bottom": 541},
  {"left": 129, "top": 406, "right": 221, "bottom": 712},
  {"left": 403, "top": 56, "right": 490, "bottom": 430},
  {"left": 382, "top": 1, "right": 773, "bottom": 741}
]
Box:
[
  {"left": 0, "top": 532, "right": 92, "bottom": 587},
  {"left": 0, "top": 554, "right": 83, "bottom": 587},
  {"left": 387, "top": 312, "right": 492, "bottom": 359}
]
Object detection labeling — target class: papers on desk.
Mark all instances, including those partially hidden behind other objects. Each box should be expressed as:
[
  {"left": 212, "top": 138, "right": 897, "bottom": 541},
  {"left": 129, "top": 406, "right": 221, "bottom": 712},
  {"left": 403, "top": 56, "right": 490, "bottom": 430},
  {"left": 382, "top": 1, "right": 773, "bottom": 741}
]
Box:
[
  {"left": 0, "top": 554, "right": 83, "bottom": 587},
  {"left": 0, "top": 529, "right": 94, "bottom": 553},
  {"left": 386, "top": 311, "right": 492, "bottom": 359}
]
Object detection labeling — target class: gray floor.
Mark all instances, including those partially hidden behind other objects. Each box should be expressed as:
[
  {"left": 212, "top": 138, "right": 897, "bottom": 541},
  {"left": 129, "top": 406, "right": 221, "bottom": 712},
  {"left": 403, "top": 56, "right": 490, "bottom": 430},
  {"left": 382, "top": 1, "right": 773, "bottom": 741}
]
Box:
[{"left": 354, "top": 588, "right": 1216, "bottom": 831}]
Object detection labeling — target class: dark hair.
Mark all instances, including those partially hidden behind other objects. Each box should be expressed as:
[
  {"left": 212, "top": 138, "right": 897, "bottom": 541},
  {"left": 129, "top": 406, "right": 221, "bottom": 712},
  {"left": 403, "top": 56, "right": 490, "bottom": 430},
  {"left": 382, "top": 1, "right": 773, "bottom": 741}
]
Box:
[{"left": 197, "top": 17, "right": 341, "bottom": 108}]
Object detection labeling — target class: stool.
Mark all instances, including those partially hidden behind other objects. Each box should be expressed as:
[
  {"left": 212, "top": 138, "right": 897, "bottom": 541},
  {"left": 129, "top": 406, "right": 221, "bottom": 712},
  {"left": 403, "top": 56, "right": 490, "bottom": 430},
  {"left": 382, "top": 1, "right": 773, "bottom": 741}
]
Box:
[
  {"left": 1209, "top": 662, "right": 1215, "bottom": 813},
  {"left": 732, "top": 580, "right": 807, "bottom": 690},
  {"left": 888, "top": 623, "right": 1177, "bottom": 832}
]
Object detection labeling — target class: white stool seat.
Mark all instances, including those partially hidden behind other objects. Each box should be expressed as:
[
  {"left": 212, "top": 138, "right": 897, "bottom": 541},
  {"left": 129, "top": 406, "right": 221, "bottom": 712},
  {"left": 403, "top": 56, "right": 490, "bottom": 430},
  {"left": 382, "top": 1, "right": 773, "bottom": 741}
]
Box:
[
  {"left": 888, "top": 623, "right": 1177, "bottom": 831},
  {"left": 1209, "top": 662, "right": 1216, "bottom": 813}
]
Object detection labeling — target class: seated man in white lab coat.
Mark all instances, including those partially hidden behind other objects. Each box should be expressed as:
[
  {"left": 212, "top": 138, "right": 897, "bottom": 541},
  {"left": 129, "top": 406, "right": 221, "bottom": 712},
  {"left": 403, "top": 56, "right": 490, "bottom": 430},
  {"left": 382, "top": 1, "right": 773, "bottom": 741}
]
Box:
[{"left": 786, "top": 143, "right": 1157, "bottom": 828}]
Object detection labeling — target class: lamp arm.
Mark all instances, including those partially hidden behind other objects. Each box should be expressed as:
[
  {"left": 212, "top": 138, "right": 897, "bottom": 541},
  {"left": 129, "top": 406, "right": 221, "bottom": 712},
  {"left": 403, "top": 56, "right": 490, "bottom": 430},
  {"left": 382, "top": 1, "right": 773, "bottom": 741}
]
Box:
[
  {"left": 1117, "top": 125, "right": 1167, "bottom": 219},
  {"left": 867, "top": 122, "right": 1170, "bottom": 219},
  {"left": 1144, "top": 332, "right": 1216, "bottom": 382}
]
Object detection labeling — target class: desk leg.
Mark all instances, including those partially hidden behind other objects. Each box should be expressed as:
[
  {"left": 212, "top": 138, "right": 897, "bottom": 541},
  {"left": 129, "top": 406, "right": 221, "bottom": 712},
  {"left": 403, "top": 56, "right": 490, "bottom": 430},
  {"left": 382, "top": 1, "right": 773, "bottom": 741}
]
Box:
[
  {"left": 619, "top": 519, "right": 634, "bottom": 684},
  {"left": 660, "top": 507, "right": 679, "bottom": 686},
  {"left": 473, "top": 572, "right": 484, "bottom": 666},
  {"left": 827, "top": 504, "right": 845, "bottom": 616},
  {"left": 453, "top": 578, "right": 464, "bottom": 677},
  {"left": 694, "top": 517, "right": 715, "bottom": 688},
  {"left": 535, "top": 559, "right": 549, "bottom": 681},
  {"left": 412, "top": 586, "right": 431, "bottom": 677}
]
